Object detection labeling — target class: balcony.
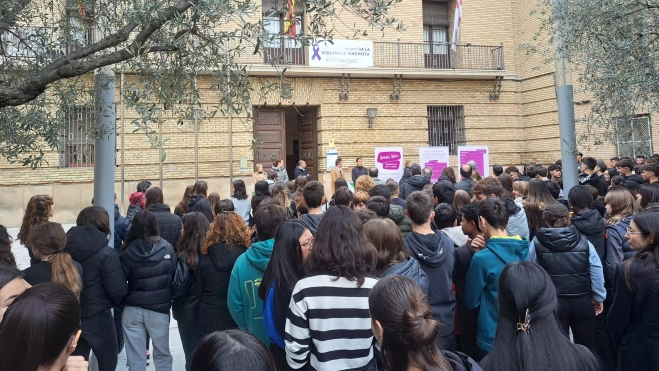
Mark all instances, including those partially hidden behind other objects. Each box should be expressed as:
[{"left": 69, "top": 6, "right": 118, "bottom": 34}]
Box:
[{"left": 237, "top": 37, "right": 506, "bottom": 80}]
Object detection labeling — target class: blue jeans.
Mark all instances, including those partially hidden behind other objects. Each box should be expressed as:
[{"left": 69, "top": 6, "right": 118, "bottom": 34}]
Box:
[{"left": 122, "top": 306, "right": 172, "bottom": 371}]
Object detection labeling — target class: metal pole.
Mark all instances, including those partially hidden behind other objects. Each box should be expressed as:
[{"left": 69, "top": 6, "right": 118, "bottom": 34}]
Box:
[
  {"left": 93, "top": 67, "right": 116, "bottom": 248},
  {"left": 553, "top": 0, "right": 577, "bottom": 195},
  {"left": 159, "top": 110, "right": 163, "bottom": 189},
  {"left": 120, "top": 70, "right": 125, "bottom": 213},
  {"left": 227, "top": 37, "right": 234, "bottom": 185},
  {"left": 195, "top": 110, "right": 199, "bottom": 182}
]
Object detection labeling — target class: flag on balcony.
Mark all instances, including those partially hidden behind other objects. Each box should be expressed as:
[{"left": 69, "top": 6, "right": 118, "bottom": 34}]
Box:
[
  {"left": 451, "top": 0, "right": 462, "bottom": 51},
  {"left": 284, "top": 0, "right": 297, "bottom": 36}
]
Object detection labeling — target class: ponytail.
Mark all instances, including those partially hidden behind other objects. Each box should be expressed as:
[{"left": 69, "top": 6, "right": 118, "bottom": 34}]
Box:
[
  {"left": 48, "top": 252, "right": 81, "bottom": 297},
  {"left": 30, "top": 222, "right": 82, "bottom": 297}
]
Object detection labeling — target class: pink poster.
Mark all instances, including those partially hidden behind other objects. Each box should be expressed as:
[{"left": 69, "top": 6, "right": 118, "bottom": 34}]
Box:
[
  {"left": 458, "top": 146, "right": 490, "bottom": 177},
  {"left": 375, "top": 147, "right": 404, "bottom": 182},
  {"left": 419, "top": 147, "right": 450, "bottom": 183}
]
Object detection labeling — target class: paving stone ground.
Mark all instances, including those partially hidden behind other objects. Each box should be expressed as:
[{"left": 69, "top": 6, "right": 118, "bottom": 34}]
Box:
[{"left": 9, "top": 225, "right": 186, "bottom": 371}]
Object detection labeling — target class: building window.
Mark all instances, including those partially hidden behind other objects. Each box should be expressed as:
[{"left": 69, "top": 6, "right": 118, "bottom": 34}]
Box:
[
  {"left": 615, "top": 115, "right": 652, "bottom": 158},
  {"left": 262, "top": 0, "right": 304, "bottom": 65},
  {"left": 59, "top": 105, "right": 95, "bottom": 168},
  {"left": 422, "top": 1, "right": 449, "bottom": 68},
  {"left": 1, "top": 27, "right": 47, "bottom": 58},
  {"left": 427, "top": 106, "right": 466, "bottom": 155}
]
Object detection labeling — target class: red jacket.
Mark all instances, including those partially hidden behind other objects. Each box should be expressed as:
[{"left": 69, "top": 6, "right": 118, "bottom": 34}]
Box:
[{"left": 129, "top": 192, "right": 146, "bottom": 209}]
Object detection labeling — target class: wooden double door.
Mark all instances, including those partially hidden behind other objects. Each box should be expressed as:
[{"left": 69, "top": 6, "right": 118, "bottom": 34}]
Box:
[{"left": 253, "top": 108, "right": 317, "bottom": 180}]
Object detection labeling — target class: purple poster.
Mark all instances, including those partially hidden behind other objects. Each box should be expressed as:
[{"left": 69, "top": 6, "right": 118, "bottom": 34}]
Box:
[
  {"left": 458, "top": 146, "right": 490, "bottom": 177},
  {"left": 419, "top": 147, "right": 450, "bottom": 183},
  {"left": 375, "top": 147, "right": 404, "bottom": 182}
]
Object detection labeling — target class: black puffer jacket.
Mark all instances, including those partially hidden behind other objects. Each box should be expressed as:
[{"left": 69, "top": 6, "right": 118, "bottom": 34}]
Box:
[
  {"left": 146, "top": 203, "right": 182, "bottom": 250},
  {"left": 65, "top": 226, "right": 128, "bottom": 318},
  {"left": 172, "top": 251, "right": 199, "bottom": 324},
  {"left": 187, "top": 195, "right": 214, "bottom": 222},
  {"left": 533, "top": 225, "right": 591, "bottom": 297},
  {"left": 399, "top": 175, "right": 431, "bottom": 199},
  {"left": 623, "top": 174, "right": 645, "bottom": 191},
  {"left": 571, "top": 209, "right": 606, "bottom": 262},
  {"left": 579, "top": 173, "right": 608, "bottom": 197},
  {"left": 194, "top": 241, "right": 246, "bottom": 335},
  {"left": 120, "top": 237, "right": 177, "bottom": 314}
]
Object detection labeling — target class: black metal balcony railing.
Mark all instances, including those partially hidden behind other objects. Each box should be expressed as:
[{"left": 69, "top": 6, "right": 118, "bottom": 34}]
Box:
[{"left": 236, "top": 37, "right": 505, "bottom": 71}]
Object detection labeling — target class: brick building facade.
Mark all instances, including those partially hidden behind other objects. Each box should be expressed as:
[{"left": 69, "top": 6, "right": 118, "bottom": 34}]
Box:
[{"left": 1, "top": 0, "right": 657, "bottom": 226}]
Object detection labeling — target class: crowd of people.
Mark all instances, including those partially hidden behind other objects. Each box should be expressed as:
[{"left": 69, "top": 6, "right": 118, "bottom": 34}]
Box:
[{"left": 0, "top": 153, "right": 658, "bottom": 371}]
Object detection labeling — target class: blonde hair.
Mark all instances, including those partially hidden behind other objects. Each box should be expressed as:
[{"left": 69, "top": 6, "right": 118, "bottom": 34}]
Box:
[
  {"left": 355, "top": 175, "right": 375, "bottom": 193},
  {"left": 30, "top": 222, "right": 81, "bottom": 296},
  {"left": 605, "top": 187, "right": 640, "bottom": 225},
  {"left": 513, "top": 180, "right": 529, "bottom": 197},
  {"left": 352, "top": 191, "right": 370, "bottom": 206}
]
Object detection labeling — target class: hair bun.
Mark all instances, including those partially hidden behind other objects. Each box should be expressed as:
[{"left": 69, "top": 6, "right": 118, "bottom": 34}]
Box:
[{"left": 398, "top": 308, "right": 439, "bottom": 348}]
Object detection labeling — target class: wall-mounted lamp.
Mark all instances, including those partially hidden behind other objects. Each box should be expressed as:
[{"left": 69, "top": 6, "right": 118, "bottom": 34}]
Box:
[{"left": 367, "top": 107, "right": 378, "bottom": 128}]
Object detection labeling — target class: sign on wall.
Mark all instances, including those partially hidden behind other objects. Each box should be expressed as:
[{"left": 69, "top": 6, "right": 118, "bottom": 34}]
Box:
[
  {"left": 326, "top": 149, "right": 338, "bottom": 172},
  {"left": 375, "top": 147, "right": 404, "bottom": 183},
  {"left": 419, "top": 147, "right": 450, "bottom": 183},
  {"left": 458, "top": 146, "right": 490, "bottom": 177},
  {"left": 309, "top": 40, "right": 373, "bottom": 68}
]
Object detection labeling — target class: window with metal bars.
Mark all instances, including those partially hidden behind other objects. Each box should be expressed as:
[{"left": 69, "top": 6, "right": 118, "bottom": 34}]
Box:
[
  {"left": 59, "top": 105, "right": 95, "bottom": 168},
  {"left": 427, "top": 106, "right": 466, "bottom": 155},
  {"left": 614, "top": 115, "right": 653, "bottom": 158}
]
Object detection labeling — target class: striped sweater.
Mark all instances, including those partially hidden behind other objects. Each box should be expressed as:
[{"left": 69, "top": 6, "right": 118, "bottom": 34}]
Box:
[{"left": 285, "top": 273, "right": 378, "bottom": 371}]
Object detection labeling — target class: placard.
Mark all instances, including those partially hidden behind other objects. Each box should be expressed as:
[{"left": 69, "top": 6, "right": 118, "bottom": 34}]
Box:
[
  {"left": 326, "top": 149, "right": 338, "bottom": 172},
  {"left": 419, "top": 147, "right": 450, "bottom": 183},
  {"left": 375, "top": 147, "right": 404, "bottom": 183},
  {"left": 309, "top": 40, "right": 373, "bottom": 68},
  {"left": 458, "top": 146, "right": 490, "bottom": 177}
]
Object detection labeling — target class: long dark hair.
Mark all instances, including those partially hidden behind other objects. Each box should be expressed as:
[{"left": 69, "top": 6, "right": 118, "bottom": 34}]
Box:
[
  {"left": 175, "top": 185, "right": 194, "bottom": 215},
  {"left": 122, "top": 211, "right": 160, "bottom": 251},
  {"left": 232, "top": 180, "right": 248, "bottom": 200},
  {"left": 145, "top": 187, "right": 165, "bottom": 210},
  {"left": 191, "top": 181, "right": 209, "bottom": 198},
  {"left": 369, "top": 276, "right": 451, "bottom": 371},
  {"left": 481, "top": 261, "right": 599, "bottom": 371},
  {"left": 622, "top": 210, "right": 659, "bottom": 300},
  {"left": 637, "top": 183, "right": 659, "bottom": 209},
  {"left": 177, "top": 212, "right": 209, "bottom": 269},
  {"left": 255, "top": 180, "right": 271, "bottom": 197},
  {"left": 258, "top": 220, "right": 309, "bottom": 301},
  {"left": 76, "top": 206, "right": 111, "bottom": 235},
  {"left": 192, "top": 330, "right": 276, "bottom": 371},
  {"left": 526, "top": 178, "right": 557, "bottom": 204},
  {"left": 305, "top": 206, "right": 375, "bottom": 286},
  {"left": 0, "top": 225, "right": 16, "bottom": 267},
  {"left": 363, "top": 218, "right": 409, "bottom": 275},
  {"left": 0, "top": 283, "right": 81, "bottom": 371}
]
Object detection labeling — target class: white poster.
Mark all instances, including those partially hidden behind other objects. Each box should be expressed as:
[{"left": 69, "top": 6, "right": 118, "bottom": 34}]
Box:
[
  {"left": 458, "top": 146, "right": 490, "bottom": 177},
  {"left": 326, "top": 149, "right": 338, "bottom": 172},
  {"left": 375, "top": 147, "right": 404, "bottom": 183},
  {"left": 309, "top": 40, "right": 373, "bottom": 68},
  {"left": 419, "top": 147, "right": 450, "bottom": 183}
]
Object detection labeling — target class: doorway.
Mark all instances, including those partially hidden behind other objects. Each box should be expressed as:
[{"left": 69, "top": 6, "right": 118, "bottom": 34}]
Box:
[{"left": 253, "top": 107, "right": 318, "bottom": 180}]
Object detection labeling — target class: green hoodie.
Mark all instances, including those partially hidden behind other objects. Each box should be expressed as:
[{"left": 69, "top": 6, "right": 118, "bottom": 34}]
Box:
[{"left": 228, "top": 239, "right": 274, "bottom": 346}]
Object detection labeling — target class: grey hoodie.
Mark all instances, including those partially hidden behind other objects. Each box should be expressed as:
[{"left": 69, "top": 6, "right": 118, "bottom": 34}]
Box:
[
  {"left": 403, "top": 231, "right": 456, "bottom": 336},
  {"left": 505, "top": 198, "right": 529, "bottom": 240},
  {"left": 300, "top": 213, "right": 324, "bottom": 236}
]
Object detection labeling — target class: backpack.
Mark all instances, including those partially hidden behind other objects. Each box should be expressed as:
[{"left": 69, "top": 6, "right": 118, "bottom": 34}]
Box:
[
  {"left": 126, "top": 195, "right": 143, "bottom": 222},
  {"left": 262, "top": 282, "right": 285, "bottom": 348}
]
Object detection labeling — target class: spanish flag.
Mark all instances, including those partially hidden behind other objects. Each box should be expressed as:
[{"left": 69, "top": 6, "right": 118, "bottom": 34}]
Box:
[{"left": 284, "top": 0, "right": 297, "bottom": 36}]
